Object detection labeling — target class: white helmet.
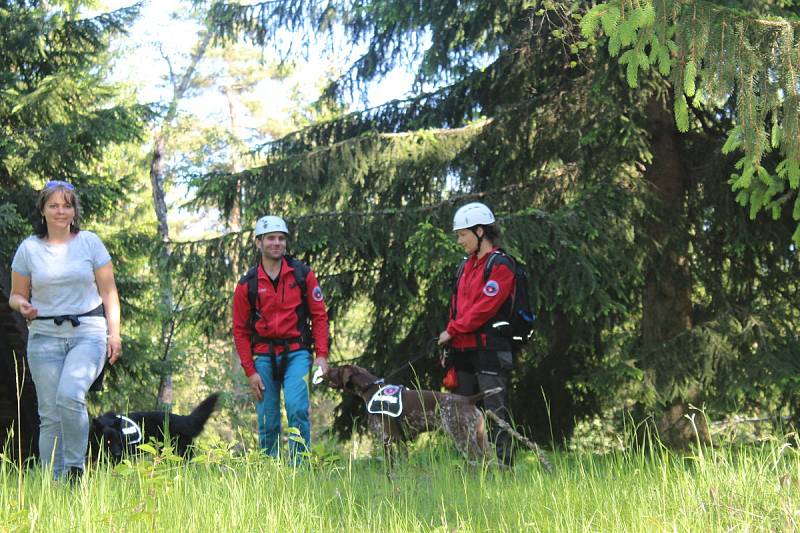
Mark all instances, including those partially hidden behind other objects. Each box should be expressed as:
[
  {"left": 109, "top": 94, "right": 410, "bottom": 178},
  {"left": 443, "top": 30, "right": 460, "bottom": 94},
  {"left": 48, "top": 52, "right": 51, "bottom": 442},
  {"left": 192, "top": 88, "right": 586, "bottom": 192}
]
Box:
[
  {"left": 452, "top": 202, "right": 495, "bottom": 231},
  {"left": 254, "top": 215, "right": 289, "bottom": 237}
]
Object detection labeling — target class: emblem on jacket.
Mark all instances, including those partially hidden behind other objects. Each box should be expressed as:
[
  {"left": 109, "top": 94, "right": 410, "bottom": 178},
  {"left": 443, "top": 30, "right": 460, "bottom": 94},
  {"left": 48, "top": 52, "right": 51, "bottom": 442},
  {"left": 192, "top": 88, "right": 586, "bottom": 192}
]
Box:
[{"left": 483, "top": 280, "right": 499, "bottom": 297}]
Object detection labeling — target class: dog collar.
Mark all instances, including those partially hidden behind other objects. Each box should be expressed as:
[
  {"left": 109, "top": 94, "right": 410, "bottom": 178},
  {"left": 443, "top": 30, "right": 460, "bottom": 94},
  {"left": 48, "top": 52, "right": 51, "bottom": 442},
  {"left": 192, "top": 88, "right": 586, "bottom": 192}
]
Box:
[{"left": 116, "top": 415, "right": 143, "bottom": 445}]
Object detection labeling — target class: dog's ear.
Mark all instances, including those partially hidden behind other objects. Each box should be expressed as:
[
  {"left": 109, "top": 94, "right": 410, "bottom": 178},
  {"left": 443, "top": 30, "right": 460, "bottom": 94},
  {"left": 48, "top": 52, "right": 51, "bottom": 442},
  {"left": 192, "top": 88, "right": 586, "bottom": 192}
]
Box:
[
  {"left": 348, "top": 366, "right": 377, "bottom": 392},
  {"left": 94, "top": 413, "right": 115, "bottom": 429},
  {"left": 109, "top": 415, "right": 122, "bottom": 429},
  {"left": 340, "top": 365, "right": 354, "bottom": 390}
]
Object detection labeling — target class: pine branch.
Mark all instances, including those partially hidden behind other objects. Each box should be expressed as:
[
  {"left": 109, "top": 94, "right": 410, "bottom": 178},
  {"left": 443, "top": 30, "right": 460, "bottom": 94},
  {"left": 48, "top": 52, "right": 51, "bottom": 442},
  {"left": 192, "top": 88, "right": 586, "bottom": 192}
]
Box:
[
  {"left": 253, "top": 118, "right": 492, "bottom": 167},
  {"left": 584, "top": 0, "right": 800, "bottom": 241},
  {"left": 176, "top": 179, "right": 549, "bottom": 246}
]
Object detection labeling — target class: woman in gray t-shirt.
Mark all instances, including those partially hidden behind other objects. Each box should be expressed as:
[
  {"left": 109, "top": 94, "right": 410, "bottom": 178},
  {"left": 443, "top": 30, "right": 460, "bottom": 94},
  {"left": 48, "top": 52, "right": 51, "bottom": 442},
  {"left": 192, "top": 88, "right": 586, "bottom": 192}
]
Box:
[{"left": 8, "top": 181, "right": 122, "bottom": 482}]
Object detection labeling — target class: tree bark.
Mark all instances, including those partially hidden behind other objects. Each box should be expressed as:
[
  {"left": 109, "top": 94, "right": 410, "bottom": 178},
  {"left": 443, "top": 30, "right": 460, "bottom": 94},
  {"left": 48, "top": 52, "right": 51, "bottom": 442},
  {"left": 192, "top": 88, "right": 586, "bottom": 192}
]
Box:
[{"left": 641, "top": 98, "right": 709, "bottom": 448}]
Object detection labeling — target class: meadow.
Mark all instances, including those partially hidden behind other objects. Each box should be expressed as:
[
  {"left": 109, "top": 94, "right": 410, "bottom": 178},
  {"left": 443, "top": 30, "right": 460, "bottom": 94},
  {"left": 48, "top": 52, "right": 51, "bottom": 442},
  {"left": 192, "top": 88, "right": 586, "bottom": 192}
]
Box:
[{"left": 2, "top": 433, "right": 799, "bottom": 532}]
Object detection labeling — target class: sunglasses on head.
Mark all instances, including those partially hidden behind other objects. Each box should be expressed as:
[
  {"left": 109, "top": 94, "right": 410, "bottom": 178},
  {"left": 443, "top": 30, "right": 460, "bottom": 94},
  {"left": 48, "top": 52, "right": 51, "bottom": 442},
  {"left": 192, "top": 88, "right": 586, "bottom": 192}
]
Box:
[{"left": 44, "top": 180, "right": 74, "bottom": 190}]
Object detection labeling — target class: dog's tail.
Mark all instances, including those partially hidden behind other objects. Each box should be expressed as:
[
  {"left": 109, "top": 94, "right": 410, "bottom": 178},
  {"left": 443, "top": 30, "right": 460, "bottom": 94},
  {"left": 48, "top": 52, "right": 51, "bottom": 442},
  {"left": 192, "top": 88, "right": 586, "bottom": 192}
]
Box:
[
  {"left": 465, "top": 387, "right": 504, "bottom": 404},
  {"left": 173, "top": 393, "right": 219, "bottom": 439}
]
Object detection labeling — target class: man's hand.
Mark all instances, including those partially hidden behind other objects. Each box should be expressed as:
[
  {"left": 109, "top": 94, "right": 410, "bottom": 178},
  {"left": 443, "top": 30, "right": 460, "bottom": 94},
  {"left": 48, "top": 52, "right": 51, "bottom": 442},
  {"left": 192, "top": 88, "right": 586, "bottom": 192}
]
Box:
[
  {"left": 248, "top": 373, "right": 265, "bottom": 402},
  {"left": 314, "top": 356, "right": 329, "bottom": 374},
  {"left": 438, "top": 329, "right": 452, "bottom": 346}
]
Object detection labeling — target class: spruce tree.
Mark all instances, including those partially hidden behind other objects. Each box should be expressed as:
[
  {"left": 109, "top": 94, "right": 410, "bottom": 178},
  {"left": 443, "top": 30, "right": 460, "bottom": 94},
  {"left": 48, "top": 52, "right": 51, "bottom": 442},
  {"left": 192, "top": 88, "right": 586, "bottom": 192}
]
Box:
[{"left": 184, "top": 0, "right": 800, "bottom": 447}]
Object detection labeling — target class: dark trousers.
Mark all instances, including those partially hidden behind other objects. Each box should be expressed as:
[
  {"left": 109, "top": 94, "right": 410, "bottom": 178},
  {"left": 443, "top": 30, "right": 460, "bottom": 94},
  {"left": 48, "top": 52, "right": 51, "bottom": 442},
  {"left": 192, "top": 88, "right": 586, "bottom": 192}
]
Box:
[{"left": 452, "top": 349, "right": 515, "bottom": 466}]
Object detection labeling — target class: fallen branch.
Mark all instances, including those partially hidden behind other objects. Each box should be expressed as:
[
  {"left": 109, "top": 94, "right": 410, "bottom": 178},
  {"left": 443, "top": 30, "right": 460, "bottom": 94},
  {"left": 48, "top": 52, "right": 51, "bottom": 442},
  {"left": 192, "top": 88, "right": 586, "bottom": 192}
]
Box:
[
  {"left": 486, "top": 410, "right": 553, "bottom": 474},
  {"left": 710, "top": 415, "right": 791, "bottom": 432}
]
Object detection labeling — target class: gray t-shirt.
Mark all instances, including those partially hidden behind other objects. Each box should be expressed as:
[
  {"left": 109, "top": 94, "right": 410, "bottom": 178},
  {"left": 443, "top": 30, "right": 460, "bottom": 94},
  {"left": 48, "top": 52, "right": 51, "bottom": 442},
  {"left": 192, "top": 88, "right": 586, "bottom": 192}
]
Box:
[{"left": 11, "top": 231, "right": 111, "bottom": 338}]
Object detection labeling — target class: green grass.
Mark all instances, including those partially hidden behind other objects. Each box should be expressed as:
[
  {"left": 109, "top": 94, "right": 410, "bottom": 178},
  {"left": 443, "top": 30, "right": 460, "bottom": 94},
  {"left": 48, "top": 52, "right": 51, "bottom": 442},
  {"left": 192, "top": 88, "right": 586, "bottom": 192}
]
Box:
[{"left": 2, "top": 438, "right": 800, "bottom": 532}]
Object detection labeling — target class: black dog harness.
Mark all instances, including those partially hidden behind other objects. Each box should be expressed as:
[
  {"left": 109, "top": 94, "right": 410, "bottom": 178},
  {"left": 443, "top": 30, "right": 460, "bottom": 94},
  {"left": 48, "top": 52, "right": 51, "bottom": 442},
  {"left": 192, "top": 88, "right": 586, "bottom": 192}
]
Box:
[{"left": 117, "top": 415, "right": 143, "bottom": 446}]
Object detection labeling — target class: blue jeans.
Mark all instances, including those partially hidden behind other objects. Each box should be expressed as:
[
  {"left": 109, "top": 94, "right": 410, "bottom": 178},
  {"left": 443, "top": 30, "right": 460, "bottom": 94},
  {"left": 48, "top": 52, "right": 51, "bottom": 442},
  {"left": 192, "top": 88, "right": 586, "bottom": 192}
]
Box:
[
  {"left": 27, "top": 333, "right": 106, "bottom": 479},
  {"left": 254, "top": 349, "right": 311, "bottom": 463}
]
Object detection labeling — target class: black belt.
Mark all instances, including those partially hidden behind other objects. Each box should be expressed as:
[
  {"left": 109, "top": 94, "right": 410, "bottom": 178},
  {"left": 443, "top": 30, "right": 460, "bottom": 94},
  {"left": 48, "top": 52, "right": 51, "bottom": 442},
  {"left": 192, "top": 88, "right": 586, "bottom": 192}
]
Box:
[
  {"left": 254, "top": 337, "right": 303, "bottom": 383},
  {"left": 34, "top": 303, "right": 105, "bottom": 327}
]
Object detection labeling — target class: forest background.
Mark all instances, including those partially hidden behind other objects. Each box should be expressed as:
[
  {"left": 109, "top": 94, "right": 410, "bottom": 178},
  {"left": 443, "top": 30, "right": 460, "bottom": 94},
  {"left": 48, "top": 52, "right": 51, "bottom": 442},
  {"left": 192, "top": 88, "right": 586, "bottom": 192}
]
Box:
[{"left": 2, "top": 0, "right": 800, "bottom": 454}]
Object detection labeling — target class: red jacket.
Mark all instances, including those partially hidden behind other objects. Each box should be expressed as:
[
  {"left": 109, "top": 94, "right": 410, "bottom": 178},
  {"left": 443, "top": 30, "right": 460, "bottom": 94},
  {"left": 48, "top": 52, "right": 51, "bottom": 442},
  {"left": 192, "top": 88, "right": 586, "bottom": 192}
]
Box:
[
  {"left": 232, "top": 257, "right": 329, "bottom": 377},
  {"left": 447, "top": 247, "right": 515, "bottom": 350}
]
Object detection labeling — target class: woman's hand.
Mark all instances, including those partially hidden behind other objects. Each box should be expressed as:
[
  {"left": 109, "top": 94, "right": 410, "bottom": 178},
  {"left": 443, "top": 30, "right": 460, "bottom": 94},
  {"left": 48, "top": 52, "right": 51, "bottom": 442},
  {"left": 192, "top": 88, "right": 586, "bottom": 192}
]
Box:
[
  {"left": 17, "top": 300, "right": 38, "bottom": 320},
  {"left": 438, "top": 329, "right": 452, "bottom": 346},
  {"left": 10, "top": 271, "right": 37, "bottom": 320},
  {"left": 107, "top": 335, "right": 122, "bottom": 364}
]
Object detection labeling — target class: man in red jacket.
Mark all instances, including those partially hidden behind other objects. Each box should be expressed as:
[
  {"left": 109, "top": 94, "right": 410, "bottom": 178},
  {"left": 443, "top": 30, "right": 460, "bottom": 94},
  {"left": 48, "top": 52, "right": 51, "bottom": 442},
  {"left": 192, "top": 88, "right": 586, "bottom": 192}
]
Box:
[
  {"left": 232, "top": 215, "right": 329, "bottom": 463},
  {"left": 438, "top": 202, "right": 516, "bottom": 466}
]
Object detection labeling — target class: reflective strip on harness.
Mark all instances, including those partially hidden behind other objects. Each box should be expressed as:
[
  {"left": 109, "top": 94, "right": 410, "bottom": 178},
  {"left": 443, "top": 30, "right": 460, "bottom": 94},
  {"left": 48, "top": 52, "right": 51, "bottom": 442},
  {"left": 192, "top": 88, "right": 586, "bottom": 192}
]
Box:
[
  {"left": 116, "top": 415, "right": 142, "bottom": 445},
  {"left": 367, "top": 385, "right": 404, "bottom": 418}
]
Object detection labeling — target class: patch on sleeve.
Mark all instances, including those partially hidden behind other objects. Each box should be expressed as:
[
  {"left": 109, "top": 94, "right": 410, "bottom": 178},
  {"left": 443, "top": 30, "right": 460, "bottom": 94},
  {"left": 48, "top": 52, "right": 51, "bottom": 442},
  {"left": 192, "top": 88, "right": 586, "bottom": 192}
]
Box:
[
  {"left": 312, "top": 286, "right": 324, "bottom": 301},
  {"left": 483, "top": 280, "right": 500, "bottom": 297}
]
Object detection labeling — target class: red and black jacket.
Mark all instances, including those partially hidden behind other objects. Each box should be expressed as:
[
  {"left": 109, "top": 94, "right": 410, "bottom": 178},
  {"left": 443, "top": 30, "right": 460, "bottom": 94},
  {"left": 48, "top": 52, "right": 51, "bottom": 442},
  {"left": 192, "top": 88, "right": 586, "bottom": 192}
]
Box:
[
  {"left": 447, "top": 247, "right": 515, "bottom": 351},
  {"left": 232, "top": 257, "right": 329, "bottom": 377}
]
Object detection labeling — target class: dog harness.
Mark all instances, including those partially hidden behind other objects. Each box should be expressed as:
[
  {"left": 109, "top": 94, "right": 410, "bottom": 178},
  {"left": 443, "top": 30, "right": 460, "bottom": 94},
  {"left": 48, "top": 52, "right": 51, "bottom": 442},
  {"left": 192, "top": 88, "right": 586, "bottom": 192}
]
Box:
[
  {"left": 367, "top": 384, "right": 404, "bottom": 417},
  {"left": 117, "top": 415, "right": 142, "bottom": 446}
]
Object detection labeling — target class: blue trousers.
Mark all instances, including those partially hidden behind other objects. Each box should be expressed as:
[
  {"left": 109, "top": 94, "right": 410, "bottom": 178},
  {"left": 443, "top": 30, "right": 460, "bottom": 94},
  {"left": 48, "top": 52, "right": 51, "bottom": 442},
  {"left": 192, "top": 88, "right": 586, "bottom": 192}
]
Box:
[
  {"left": 26, "top": 333, "right": 106, "bottom": 479},
  {"left": 254, "top": 349, "right": 311, "bottom": 463}
]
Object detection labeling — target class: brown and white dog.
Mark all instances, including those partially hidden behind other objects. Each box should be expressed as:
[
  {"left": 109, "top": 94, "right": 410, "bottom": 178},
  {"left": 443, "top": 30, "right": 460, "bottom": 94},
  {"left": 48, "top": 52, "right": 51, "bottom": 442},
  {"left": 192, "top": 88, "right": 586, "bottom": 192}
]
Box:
[{"left": 324, "top": 364, "right": 501, "bottom": 463}]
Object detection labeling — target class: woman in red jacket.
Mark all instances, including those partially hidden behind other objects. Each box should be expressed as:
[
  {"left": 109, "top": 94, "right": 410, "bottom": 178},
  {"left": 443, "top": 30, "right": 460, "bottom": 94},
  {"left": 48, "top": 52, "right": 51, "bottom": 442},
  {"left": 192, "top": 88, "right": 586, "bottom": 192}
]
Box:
[{"left": 438, "top": 202, "right": 516, "bottom": 466}]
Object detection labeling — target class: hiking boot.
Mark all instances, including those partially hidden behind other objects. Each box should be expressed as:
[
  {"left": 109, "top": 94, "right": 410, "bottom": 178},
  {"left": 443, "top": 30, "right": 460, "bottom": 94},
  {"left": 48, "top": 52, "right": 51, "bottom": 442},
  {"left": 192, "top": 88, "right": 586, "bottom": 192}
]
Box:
[
  {"left": 66, "top": 466, "right": 83, "bottom": 486},
  {"left": 495, "top": 432, "right": 515, "bottom": 468}
]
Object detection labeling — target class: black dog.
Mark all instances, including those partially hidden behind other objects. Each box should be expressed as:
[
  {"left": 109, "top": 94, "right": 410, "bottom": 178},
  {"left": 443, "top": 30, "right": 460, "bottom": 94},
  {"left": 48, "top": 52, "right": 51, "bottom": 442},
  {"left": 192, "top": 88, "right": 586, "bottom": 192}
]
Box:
[{"left": 90, "top": 393, "right": 219, "bottom": 462}]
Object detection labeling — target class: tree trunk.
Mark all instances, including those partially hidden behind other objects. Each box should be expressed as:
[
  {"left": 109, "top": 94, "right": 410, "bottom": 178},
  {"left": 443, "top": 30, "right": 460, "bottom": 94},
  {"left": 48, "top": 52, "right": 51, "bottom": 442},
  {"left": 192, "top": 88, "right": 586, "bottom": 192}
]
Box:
[
  {"left": 641, "top": 98, "right": 709, "bottom": 448},
  {"left": 151, "top": 31, "right": 212, "bottom": 409},
  {"left": 151, "top": 133, "right": 175, "bottom": 408},
  {"left": 221, "top": 84, "right": 249, "bottom": 392}
]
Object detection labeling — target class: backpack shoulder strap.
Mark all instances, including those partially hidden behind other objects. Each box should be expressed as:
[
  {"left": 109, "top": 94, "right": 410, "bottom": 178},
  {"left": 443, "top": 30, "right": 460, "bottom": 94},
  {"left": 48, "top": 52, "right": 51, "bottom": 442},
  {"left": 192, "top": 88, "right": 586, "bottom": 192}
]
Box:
[
  {"left": 239, "top": 266, "right": 259, "bottom": 308},
  {"left": 454, "top": 257, "right": 468, "bottom": 289},
  {"left": 286, "top": 255, "right": 310, "bottom": 299},
  {"left": 239, "top": 266, "right": 260, "bottom": 330},
  {"left": 483, "top": 249, "right": 515, "bottom": 281},
  {"left": 285, "top": 256, "right": 313, "bottom": 346},
  {"left": 451, "top": 257, "right": 469, "bottom": 320}
]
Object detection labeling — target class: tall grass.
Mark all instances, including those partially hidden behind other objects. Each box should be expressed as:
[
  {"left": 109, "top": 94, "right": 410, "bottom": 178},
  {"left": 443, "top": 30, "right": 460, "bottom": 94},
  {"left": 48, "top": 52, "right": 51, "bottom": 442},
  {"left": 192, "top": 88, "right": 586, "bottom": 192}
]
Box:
[{"left": 2, "top": 435, "right": 800, "bottom": 532}]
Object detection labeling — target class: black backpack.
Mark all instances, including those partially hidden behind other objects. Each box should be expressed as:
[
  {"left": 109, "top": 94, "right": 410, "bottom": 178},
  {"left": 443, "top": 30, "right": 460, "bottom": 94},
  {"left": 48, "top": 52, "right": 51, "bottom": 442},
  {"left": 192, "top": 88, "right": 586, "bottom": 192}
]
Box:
[
  {"left": 453, "top": 249, "right": 535, "bottom": 349},
  {"left": 239, "top": 255, "right": 312, "bottom": 348}
]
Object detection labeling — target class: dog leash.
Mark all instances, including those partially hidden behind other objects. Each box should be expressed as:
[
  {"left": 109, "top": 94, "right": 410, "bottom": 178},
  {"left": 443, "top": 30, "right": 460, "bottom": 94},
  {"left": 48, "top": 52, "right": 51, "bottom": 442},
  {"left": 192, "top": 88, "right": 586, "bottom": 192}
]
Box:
[
  {"left": 381, "top": 337, "right": 440, "bottom": 381},
  {"left": 314, "top": 338, "right": 441, "bottom": 385}
]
